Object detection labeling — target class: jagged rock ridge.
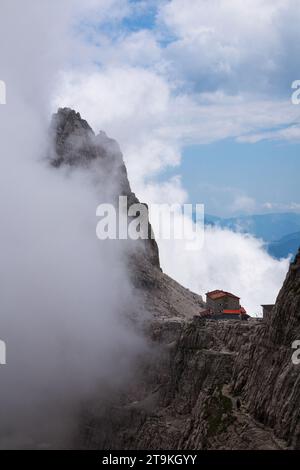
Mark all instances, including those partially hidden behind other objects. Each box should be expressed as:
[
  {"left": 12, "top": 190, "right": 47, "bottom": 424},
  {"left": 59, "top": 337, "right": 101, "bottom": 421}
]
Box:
[{"left": 50, "top": 107, "right": 160, "bottom": 268}]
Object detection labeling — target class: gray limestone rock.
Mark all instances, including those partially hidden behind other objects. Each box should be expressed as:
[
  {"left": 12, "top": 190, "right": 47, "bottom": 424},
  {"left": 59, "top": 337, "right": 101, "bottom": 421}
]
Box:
[{"left": 50, "top": 108, "right": 300, "bottom": 450}]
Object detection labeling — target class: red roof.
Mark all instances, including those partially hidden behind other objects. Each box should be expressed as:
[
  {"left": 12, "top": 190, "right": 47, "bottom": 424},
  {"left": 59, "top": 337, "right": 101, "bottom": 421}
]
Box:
[
  {"left": 223, "top": 308, "right": 247, "bottom": 315},
  {"left": 206, "top": 290, "right": 240, "bottom": 300}
]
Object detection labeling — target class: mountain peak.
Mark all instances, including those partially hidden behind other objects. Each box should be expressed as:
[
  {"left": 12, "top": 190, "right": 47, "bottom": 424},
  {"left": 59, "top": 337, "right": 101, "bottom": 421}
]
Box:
[
  {"left": 49, "top": 107, "right": 161, "bottom": 268},
  {"left": 50, "top": 107, "right": 127, "bottom": 172},
  {"left": 54, "top": 107, "right": 93, "bottom": 133},
  {"left": 50, "top": 107, "right": 96, "bottom": 167}
]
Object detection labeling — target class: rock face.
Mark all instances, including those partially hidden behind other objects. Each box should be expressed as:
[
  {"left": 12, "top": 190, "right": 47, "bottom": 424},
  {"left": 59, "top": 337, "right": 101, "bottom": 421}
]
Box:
[
  {"left": 78, "top": 318, "right": 292, "bottom": 450},
  {"left": 80, "top": 269, "right": 300, "bottom": 450},
  {"left": 51, "top": 108, "right": 300, "bottom": 450},
  {"left": 230, "top": 249, "right": 300, "bottom": 448},
  {"left": 50, "top": 107, "right": 160, "bottom": 269}
]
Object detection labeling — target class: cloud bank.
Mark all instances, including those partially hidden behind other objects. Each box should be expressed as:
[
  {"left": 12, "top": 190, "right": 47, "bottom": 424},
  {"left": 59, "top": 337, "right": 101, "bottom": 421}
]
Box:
[{"left": 0, "top": 0, "right": 146, "bottom": 449}]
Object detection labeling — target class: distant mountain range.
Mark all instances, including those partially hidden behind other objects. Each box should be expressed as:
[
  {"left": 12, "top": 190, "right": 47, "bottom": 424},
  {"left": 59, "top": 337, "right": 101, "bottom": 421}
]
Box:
[
  {"left": 267, "top": 232, "right": 300, "bottom": 260},
  {"left": 202, "top": 212, "right": 300, "bottom": 260}
]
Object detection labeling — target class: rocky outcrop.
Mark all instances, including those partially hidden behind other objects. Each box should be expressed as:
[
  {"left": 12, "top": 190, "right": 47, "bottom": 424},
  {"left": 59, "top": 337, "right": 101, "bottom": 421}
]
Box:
[
  {"left": 50, "top": 108, "right": 300, "bottom": 450},
  {"left": 230, "top": 249, "right": 300, "bottom": 448},
  {"left": 76, "top": 200, "right": 299, "bottom": 449},
  {"left": 78, "top": 318, "right": 288, "bottom": 450}
]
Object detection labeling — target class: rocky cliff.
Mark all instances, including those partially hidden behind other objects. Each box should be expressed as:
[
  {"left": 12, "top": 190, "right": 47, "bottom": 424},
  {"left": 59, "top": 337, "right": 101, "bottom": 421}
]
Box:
[
  {"left": 51, "top": 108, "right": 300, "bottom": 450},
  {"left": 78, "top": 256, "right": 300, "bottom": 450}
]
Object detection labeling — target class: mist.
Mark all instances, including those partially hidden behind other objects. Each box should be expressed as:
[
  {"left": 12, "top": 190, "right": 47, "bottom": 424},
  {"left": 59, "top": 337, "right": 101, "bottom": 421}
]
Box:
[
  {"left": 0, "top": 0, "right": 146, "bottom": 449},
  {"left": 156, "top": 222, "right": 289, "bottom": 316}
]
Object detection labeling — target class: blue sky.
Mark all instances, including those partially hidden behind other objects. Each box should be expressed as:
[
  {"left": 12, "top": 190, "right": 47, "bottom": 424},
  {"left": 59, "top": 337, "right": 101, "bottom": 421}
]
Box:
[{"left": 177, "top": 139, "right": 300, "bottom": 216}]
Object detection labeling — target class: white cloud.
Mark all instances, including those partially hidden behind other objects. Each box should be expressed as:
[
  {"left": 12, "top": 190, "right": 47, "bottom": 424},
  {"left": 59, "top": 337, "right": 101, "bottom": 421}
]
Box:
[
  {"left": 263, "top": 201, "right": 300, "bottom": 212},
  {"left": 0, "top": 0, "right": 148, "bottom": 448},
  {"left": 158, "top": 0, "right": 300, "bottom": 94},
  {"left": 95, "top": 29, "right": 162, "bottom": 68},
  {"left": 238, "top": 124, "right": 300, "bottom": 143},
  {"left": 51, "top": 1, "right": 296, "bottom": 317},
  {"left": 54, "top": 66, "right": 178, "bottom": 196},
  {"left": 157, "top": 222, "right": 289, "bottom": 316},
  {"left": 230, "top": 195, "right": 257, "bottom": 214}
]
